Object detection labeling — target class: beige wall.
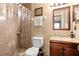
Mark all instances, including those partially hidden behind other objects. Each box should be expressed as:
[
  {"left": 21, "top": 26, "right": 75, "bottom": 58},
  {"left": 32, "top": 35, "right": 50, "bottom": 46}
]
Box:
[
  {"left": 21, "top": 3, "right": 31, "bottom": 10},
  {"left": 31, "top": 3, "right": 72, "bottom": 55}
]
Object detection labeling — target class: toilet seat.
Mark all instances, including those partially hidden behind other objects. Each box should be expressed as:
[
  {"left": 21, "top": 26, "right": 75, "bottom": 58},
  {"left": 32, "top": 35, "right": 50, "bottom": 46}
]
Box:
[{"left": 25, "top": 47, "right": 39, "bottom": 56}]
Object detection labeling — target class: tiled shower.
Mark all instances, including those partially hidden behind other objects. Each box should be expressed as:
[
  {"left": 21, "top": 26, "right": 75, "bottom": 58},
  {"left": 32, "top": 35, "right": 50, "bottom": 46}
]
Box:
[{"left": 0, "top": 3, "right": 31, "bottom": 56}]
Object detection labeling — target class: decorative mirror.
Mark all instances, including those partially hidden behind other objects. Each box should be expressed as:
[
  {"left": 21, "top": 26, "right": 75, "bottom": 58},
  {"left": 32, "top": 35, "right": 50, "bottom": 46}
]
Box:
[
  {"left": 53, "top": 7, "right": 70, "bottom": 30},
  {"left": 73, "top": 5, "right": 79, "bottom": 22}
]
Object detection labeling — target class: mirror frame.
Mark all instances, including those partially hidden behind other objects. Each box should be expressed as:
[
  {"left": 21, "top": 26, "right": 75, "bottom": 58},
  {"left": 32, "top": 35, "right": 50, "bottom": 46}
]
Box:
[{"left": 53, "top": 6, "right": 70, "bottom": 30}]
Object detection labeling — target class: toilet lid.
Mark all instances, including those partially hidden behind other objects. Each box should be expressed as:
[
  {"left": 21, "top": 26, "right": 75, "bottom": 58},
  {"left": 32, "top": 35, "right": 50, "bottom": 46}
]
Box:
[{"left": 26, "top": 47, "right": 39, "bottom": 56}]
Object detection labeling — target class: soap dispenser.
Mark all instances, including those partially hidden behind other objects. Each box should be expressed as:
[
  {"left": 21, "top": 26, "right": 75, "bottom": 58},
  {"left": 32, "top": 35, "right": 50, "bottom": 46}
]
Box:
[{"left": 70, "top": 31, "right": 75, "bottom": 38}]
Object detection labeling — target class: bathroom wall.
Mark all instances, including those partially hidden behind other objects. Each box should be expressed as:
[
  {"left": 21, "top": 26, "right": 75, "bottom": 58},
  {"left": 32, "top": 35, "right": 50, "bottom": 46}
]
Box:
[{"left": 31, "top": 3, "right": 72, "bottom": 55}]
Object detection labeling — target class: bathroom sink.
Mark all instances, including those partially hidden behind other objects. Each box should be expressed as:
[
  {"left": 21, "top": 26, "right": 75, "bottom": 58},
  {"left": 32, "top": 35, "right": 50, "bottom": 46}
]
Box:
[
  {"left": 50, "top": 36, "right": 79, "bottom": 43},
  {"left": 50, "top": 36, "right": 72, "bottom": 39},
  {"left": 50, "top": 36, "right": 75, "bottom": 42}
]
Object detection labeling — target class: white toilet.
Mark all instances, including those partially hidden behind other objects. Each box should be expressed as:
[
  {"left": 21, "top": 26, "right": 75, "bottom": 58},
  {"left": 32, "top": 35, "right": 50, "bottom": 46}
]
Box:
[{"left": 25, "top": 37, "right": 44, "bottom": 56}]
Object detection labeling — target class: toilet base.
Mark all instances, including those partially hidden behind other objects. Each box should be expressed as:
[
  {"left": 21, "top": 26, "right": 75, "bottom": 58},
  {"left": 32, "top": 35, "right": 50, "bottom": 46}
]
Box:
[{"left": 38, "top": 48, "right": 44, "bottom": 56}]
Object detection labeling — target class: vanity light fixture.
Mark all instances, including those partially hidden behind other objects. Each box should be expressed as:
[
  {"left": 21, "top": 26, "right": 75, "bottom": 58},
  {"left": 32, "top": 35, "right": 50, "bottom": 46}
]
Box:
[{"left": 50, "top": 3, "right": 68, "bottom": 7}]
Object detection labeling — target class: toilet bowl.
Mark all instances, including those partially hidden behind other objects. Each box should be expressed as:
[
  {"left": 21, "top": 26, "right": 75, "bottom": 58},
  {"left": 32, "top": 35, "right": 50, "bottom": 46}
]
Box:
[
  {"left": 25, "top": 37, "right": 43, "bottom": 56},
  {"left": 26, "top": 47, "right": 39, "bottom": 56}
]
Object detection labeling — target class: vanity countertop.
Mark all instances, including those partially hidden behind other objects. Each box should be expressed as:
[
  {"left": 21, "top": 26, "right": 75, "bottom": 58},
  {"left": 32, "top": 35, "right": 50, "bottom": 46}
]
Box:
[{"left": 50, "top": 36, "right": 79, "bottom": 44}]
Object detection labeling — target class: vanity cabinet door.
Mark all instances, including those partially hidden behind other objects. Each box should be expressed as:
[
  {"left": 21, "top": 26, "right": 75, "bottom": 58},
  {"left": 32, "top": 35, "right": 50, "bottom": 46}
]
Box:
[
  {"left": 64, "top": 47, "right": 78, "bottom": 56},
  {"left": 50, "top": 43, "right": 63, "bottom": 56},
  {"left": 50, "top": 40, "right": 79, "bottom": 56}
]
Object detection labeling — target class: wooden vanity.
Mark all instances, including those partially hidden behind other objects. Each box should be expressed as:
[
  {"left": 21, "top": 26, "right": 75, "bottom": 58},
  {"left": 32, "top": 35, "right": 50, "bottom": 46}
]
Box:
[{"left": 50, "top": 40, "right": 79, "bottom": 56}]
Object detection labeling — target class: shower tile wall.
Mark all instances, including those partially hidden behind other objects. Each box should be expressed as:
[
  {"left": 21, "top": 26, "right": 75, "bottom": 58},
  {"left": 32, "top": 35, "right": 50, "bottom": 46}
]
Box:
[
  {"left": 0, "top": 4, "right": 18, "bottom": 55},
  {"left": 18, "top": 7, "right": 31, "bottom": 49},
  {"left": 0, "top": 4, "right": 31, "bottom": 55}
]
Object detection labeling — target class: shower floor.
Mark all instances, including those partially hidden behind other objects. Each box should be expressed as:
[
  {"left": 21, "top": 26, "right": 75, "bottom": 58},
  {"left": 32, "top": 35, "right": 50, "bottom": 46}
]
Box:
[{"left": 13, "top": 48, "right": 26, "bottom": 56}]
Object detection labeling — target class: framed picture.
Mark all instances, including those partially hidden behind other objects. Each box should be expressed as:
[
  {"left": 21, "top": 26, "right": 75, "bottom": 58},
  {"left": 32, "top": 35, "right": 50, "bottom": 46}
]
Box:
[{"left": 34, "top": 7, "right": 43, "bottom": 16}]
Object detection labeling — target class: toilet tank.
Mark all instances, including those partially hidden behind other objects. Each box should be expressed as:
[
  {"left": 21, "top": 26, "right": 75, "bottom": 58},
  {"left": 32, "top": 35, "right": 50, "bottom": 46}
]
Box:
[{"left": 32, "top": 37, "right": 43, "bottom": 48}]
